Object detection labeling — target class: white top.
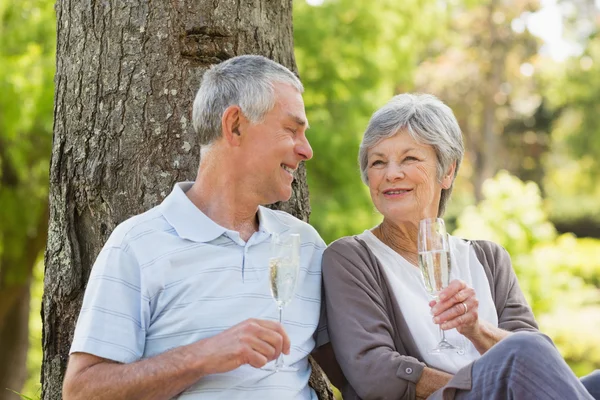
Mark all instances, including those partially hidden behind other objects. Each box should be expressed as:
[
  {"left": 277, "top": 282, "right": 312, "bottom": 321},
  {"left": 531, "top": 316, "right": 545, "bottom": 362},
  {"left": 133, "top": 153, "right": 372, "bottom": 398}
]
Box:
[
  {"left": 71, "top": 182, "right": 328, "bottom": 400},
  {"left": 359, "top": 230, "right": 498, "bottom": 373}
]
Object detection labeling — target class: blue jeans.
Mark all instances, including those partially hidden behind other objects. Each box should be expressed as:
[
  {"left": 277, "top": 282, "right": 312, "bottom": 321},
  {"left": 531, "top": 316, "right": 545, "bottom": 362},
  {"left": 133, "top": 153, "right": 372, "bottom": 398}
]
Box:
[
  {"left": 453, "top": 332, "right": 593, "bottom": 400},
  {"left": 582, "top": 370, "right": 600, "bottom": 399}
]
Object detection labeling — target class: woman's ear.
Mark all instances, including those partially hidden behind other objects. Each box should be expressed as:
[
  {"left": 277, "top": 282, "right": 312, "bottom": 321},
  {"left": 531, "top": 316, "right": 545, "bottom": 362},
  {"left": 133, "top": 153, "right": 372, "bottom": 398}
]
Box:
[
  {"left": 441, "top": 162, "right": 456, "bottom": 189},
  {"left": 221, "top": 105, "right": 243, "bottom": 146}
]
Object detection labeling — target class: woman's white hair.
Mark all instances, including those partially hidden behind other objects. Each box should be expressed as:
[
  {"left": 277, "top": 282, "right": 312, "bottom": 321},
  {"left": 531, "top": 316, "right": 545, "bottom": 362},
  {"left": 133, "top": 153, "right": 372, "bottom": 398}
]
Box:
[{"left": 358, "top": 93, "right": 464, "bottom": 216}]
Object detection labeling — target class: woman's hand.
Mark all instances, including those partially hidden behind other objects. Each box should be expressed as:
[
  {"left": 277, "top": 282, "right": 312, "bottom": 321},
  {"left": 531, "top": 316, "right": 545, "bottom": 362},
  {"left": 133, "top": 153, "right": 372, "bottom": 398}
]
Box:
[
  {"left": 429, "top": 279, "right": 481, "bottom": 338},
  {"left": 430, "top": 279, "right": 511, "bottom": 354}
]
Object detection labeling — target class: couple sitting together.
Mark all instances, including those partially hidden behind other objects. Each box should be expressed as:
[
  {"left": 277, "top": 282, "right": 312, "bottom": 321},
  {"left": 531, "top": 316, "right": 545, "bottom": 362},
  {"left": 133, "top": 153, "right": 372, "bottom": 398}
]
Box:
[{"left": 62, "top": 55, "right": 599, "bottom": 400}]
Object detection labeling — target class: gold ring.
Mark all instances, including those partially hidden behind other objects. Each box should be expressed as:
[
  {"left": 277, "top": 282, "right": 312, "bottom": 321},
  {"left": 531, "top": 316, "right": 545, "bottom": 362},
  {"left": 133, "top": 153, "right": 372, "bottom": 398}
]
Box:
[{"left": 461, "top": 302, "right": 468, "bottom": 315}]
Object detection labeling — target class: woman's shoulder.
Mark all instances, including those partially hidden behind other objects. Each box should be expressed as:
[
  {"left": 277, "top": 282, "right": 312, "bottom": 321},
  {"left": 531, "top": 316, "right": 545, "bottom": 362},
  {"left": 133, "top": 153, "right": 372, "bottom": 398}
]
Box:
[
  {"left": 468, "top": 239, "right": 509, "bottom": 258},
  {"left": 325, "top": 235, "right": 367, "bottom": 256}
]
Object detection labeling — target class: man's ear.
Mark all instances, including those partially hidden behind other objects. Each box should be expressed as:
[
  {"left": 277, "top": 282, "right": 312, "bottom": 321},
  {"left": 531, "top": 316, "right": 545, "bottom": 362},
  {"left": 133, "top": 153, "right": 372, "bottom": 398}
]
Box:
[
  {"left": 221, "top": 105, "right": 243, "bottom": 146},
  {"left": 441, "top": 162, "right": 456, "bottom": 189}
]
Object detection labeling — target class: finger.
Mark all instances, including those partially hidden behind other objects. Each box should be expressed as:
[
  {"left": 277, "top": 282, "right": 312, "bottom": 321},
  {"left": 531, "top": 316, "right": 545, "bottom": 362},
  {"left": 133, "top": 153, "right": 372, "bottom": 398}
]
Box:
[
  {"left": 246, "top": 350, "right": 270, "bottom": 369},
  {"left": 436, "top": 296, "right": 479, "bottom": 328},
  {"left": 432, "top": 286, "right": 474, "bottom": 316},
  {"left": 438, "top": 279, "right": 466, "bottom": 301},
  {"left": 441, "top": 309, "right": 478, "bottom": 330},
  {"left": 253, "top": 319, "right": 291, "bottom": 355},
  {"left": 433, "top": 298, "right": 472, "bottom": 324},
  {"left": 239, "top": 328, "right": 278, "bottom": 361}
]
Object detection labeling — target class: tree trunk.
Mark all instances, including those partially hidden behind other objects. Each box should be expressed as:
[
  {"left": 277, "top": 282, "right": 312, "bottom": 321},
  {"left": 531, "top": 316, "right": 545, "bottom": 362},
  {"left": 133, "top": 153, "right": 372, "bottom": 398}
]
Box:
[
  {"left": 474, "top": 0, "right": 503, "bottom": 201},
  {"left": 44, "top": 1, "right": 328, "bottom": 399}
]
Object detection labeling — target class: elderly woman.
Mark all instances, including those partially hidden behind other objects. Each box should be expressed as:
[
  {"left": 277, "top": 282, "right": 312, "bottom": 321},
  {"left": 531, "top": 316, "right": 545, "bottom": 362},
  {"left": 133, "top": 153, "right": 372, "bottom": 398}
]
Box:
[{"left": 322, "top": 93, "right": 598, "bottom": 400}]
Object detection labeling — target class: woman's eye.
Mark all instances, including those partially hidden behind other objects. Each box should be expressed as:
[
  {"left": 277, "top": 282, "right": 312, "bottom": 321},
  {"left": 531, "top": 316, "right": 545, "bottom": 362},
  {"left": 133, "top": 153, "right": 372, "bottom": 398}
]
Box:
[
  {"left": 405, "top": 156, "right": 418, "bottom": 162},
  {"left": 370, "top": 160, "right": 384, "bottom": 167}
]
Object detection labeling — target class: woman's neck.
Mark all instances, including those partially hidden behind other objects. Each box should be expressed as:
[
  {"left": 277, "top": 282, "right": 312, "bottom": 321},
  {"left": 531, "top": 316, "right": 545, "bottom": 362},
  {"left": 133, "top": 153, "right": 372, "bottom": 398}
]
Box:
[{"left": 372, "top": 219, "right": 419, "bottom": 266}]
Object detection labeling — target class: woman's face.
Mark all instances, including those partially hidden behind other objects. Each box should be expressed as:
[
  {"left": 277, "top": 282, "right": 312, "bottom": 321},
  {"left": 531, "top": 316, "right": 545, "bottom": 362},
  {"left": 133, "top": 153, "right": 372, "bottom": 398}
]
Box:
[{"left": 366, "top": 131, "right": 454, "bottom": 224}]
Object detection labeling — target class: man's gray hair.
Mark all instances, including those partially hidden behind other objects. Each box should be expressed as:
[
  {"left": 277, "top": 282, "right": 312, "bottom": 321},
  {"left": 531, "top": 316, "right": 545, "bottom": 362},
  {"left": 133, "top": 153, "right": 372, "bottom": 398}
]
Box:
[
  {"left": 192, "top": 55, "right": 304, "bottom": 146},
  {"left": 358, "top": 93, "right": 464, "bottom": 216}
]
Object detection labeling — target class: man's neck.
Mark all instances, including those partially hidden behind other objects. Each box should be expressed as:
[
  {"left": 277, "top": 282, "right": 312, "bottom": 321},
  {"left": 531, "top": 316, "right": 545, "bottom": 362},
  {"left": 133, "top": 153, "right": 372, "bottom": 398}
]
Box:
[{"left": 186, "top": 160, "right": 260, "bottom": 242}]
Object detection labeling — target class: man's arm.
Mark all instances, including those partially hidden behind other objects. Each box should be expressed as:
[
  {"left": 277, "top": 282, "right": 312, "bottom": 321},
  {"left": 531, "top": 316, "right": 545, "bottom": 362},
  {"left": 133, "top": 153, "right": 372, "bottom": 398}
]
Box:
[{"left": 63, "top": 319, "right": 290, "bottom": 400}]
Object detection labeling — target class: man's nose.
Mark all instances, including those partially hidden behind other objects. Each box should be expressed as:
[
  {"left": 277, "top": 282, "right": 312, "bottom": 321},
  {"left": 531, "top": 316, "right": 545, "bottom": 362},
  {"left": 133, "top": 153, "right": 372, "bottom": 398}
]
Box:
[{"left": 296, "top": 134, "right": 313, "bottom": 161}]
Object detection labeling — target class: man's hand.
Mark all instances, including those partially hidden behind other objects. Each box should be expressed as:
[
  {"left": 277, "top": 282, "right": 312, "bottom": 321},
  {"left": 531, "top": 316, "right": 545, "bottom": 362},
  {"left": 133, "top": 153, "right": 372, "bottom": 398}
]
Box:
[
  {"left": 198, "top": 318, "right": 291, "bottom": 373},
  {"left": 63, "top": 318, "right": 290, "bottom": 400}
]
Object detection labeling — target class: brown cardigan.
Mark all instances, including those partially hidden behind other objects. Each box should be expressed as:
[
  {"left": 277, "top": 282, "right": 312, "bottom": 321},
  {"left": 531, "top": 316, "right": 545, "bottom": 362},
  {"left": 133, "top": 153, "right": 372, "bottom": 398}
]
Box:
[{"left": 322, "top": 236, "right": 538, "bottom": 400}]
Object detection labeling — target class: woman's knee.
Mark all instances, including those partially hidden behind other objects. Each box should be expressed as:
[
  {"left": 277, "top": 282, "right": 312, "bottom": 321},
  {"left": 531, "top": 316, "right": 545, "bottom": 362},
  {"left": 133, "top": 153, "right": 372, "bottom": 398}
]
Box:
[{"left": 496, "top": 331, "right": 557, "bottom": 360}]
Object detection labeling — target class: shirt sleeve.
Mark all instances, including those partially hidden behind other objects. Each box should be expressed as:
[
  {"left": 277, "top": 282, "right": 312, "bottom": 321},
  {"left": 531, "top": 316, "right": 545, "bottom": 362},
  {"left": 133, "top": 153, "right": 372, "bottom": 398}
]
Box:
[
  {"left": 70, "top": 245, "right": 149, "bottom": 363},
  {"left": 313, "top": 237, "right": 330, "bottom": 348},
  {"left": 322, "top": 239, "right": 426, "bottom": 400},
  {"left": 475, "top": 240, "right": 539, "bottom": 332}
]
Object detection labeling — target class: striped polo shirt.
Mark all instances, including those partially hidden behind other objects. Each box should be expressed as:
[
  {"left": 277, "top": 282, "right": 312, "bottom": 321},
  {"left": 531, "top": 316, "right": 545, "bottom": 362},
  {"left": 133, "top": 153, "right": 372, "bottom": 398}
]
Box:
[{"left": 70, "top": 182, "right": 328, "bottom": 399}]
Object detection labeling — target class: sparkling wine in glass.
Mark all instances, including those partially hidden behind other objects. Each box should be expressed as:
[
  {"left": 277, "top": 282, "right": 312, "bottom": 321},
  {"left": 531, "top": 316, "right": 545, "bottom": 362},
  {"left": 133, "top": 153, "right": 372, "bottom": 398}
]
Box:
[
  {"left": 268, "top": 232, "right": 300, "bottom": 371},
  {"left": 418, "top": 218, "right": 461, "bottom": 354}
]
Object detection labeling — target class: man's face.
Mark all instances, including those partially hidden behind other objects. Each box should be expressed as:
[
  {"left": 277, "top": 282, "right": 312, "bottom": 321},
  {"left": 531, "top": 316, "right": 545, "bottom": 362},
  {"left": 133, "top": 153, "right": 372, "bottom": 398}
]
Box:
[{"left": 239, "top": 82, "right": 313, "bottom": 205}]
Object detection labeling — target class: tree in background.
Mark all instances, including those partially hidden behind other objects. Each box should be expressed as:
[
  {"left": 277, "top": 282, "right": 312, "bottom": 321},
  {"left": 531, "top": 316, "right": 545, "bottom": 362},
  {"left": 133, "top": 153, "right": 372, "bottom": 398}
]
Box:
[
  {"left": 294, "top": 0, "right": 448, "bottom": 243},
  {"left": 0, "top": 1, "right": 54, "bottom": 398},
  {"left": 43, "top": 1, "right": 330, "bottom": 399},
  {"left": 541, "top": 11, "right": 600, "bottom": 237},
  {"left": 414, "top": 0, "right": 544, "bottom": 201}
]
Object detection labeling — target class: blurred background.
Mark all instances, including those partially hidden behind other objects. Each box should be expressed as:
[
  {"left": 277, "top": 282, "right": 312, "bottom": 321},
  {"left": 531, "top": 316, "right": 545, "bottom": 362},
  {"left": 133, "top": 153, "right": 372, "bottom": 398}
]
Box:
[{"left": 1, "top": 0, "right": 599, "bottom": 397}]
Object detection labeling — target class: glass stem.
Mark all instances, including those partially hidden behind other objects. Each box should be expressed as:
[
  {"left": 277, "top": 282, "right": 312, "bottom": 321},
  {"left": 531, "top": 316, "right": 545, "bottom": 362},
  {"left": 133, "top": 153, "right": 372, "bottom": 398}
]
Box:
[
  {"left": 275, "top": 306, "right": 284, "bottom": 370},
  {"left": 440, "top": 325, "right": 447, "bottom": 342}
]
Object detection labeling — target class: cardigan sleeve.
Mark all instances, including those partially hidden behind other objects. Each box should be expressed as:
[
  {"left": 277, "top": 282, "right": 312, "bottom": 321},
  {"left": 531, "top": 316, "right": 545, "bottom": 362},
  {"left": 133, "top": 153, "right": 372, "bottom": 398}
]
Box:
[
  {"left": 322, "top": 238, "right": 426, "bottom": 400},
  {"left": 473, "top": 240, "right": 538, "bottom": 332}
]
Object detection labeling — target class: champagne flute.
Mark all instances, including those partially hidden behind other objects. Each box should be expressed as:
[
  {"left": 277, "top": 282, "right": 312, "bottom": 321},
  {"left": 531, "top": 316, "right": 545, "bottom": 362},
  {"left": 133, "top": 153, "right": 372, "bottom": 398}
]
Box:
[
  {"left": 418, "top": 218, "right": 461, "bottom": 354},
  {"left": 268, "top": 232, "right": 300, "bottom": 371}
]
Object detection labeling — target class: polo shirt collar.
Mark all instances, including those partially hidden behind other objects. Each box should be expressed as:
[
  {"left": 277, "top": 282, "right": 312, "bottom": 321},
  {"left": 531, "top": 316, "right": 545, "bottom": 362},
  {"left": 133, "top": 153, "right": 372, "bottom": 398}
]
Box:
[
  {"left": 161, "top": 182, "right": 291, "bottom": 243},
  {"left": 160, "top": 182, "right": 226, "bottom": 243},
  {"left": 257, "top": 205, "right": 290, "bottom": 235}
]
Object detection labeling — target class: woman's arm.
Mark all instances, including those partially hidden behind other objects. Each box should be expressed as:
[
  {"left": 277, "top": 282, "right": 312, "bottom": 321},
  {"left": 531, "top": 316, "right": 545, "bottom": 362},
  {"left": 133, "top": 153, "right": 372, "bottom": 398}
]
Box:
[
  {"left": 415, "top": 367, "right": 453, "bottom": 399},
  {"left": 430, "top": 241, "right": 538, "bottom": 354},
  {"left": 323, "top": 239, "right": 428, "bottom": 400}
]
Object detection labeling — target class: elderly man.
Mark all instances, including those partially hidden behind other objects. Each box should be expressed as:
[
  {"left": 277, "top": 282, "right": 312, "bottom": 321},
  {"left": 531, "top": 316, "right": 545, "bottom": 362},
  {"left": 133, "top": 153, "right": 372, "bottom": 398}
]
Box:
[{"left": 62, "top": 55, "right": 329, "bottom": 400}]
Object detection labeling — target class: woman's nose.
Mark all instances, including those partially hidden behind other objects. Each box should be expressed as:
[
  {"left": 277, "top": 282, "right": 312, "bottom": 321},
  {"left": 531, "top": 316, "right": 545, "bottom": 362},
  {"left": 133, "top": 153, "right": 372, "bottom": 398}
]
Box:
[{"left": 385, "top": 165, "right": 405, "bottom": 181}]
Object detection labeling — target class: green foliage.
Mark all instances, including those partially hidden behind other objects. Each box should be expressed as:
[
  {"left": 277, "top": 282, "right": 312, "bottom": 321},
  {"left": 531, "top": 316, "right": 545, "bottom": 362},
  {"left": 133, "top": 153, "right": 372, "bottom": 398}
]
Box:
[
  {"left": 539, "top": 28, "right": 600, "bottom": 232},
  {"left": 294, "top": 0, "right": 448, "bottom": 243},
  {"left": 20, "top": 260, "right": 43, "bottom": 399},
  {"left": 0, "top": 0, "right": 54, "bottom": 396},
  {"left": 5, "top": 389, "right": 36, "bottom": 400},
  {"left": 454, "top": 171, "right": 600, "bottom": 373},
  {"left": 0, "top": 0, "right": 55, "bottom": 284}
]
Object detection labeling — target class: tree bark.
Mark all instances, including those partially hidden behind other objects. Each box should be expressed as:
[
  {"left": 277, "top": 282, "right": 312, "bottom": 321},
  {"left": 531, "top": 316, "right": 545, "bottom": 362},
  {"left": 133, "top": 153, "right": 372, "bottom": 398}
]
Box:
[{"left": 44, "top": 1, "right": 327, "bottom": 399}]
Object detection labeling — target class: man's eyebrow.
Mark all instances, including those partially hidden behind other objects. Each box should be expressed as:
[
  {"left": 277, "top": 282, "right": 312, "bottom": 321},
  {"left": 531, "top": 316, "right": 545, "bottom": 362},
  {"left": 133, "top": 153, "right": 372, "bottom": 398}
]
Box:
[{"left": 288, "top": 113, "right": 310, "bottom": 129}]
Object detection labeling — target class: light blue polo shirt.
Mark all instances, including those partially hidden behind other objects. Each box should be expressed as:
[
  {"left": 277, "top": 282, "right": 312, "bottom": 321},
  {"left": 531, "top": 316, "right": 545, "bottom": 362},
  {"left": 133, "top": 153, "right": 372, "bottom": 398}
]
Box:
[{"left": 70, "top": 182, "right": 328, "bottom": 399}]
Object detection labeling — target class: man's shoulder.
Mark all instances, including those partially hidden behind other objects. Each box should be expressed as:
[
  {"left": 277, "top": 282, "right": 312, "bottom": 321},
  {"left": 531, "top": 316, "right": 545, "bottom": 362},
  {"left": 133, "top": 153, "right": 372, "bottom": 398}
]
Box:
[
  {"left": 261, "top": 207, "right": 325, "bottom": 245},
  {"left": 105, "top": 206, "right": 170, "bottom": 248}
]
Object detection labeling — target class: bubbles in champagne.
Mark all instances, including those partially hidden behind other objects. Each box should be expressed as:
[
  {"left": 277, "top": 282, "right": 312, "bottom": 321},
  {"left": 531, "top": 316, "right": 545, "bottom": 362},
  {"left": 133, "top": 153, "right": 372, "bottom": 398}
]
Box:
[
  {"left": 418, "top": 250, "right": 451, "bottom": 297},
  {"left": 269, "top": 257, "right": 298, "bottom": 307}
]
